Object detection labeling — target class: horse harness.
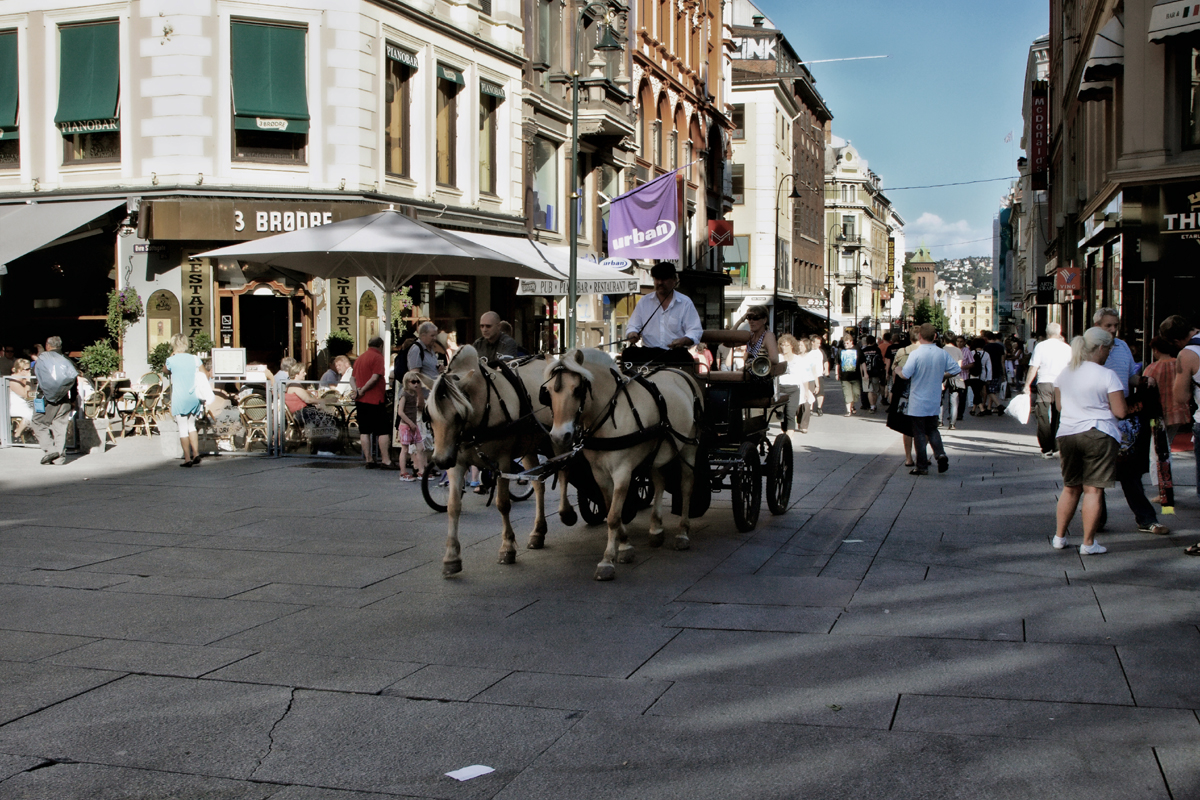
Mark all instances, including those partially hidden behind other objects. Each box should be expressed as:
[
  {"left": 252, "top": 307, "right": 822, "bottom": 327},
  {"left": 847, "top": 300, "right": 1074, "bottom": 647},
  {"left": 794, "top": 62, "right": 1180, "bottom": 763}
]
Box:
[
  {"left": 550, "top": 364, "right": 702, "bottom": 452},
  {"left": 457, "top": 356, "right": 542, "bottom": 453}
]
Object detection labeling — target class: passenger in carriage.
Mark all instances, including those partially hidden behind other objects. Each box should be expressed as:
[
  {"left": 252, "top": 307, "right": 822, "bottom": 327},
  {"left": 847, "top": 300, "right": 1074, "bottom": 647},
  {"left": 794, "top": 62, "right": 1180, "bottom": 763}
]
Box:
[{"left": 623, "top": 261, "right": 703, "bottom": 369}]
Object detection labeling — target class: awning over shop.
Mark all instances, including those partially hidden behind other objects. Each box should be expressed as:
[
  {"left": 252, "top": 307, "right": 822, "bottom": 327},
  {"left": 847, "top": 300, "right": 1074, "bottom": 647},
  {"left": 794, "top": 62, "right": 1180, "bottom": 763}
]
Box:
[
  {"left": 468, "top": 234, "right": 639, "bottom": 296},
  {"left": 55, "top": 22, "right": 120, "bottom": 134},
  {"left": 1083, "top": 16, "right": 1124, "bottom": 80},
  {"left": 0, "top": 199, "right": 124, "bottom": 270},
  {"left": 1149, "top": 1, "right": 1200, "bottom": 42},
  {"left": 231, "top": 22, "right": 310, "bottom": 134},
  {"left": 0, "top": 31, "right": 17, "bottom": 141},
  {"left": 437, "top": 64, "right": 466, "bottom": 86}
]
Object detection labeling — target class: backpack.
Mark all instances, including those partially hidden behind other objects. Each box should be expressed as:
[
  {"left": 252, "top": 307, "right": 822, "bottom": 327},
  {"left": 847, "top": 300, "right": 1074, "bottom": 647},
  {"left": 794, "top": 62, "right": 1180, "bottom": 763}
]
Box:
[
  {"left": 35, "top": 351, "right": 79, "bottom": 403},
  {"left": 969, "top": 351, "right": 983, "bottom": 377}
]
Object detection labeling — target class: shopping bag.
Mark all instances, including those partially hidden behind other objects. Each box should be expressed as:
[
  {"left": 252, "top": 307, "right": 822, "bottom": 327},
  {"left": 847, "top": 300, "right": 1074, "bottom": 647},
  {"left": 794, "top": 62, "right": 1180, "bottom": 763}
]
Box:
[{"left": 1005, "top": 392, "right": 1031, "bottom": 425}]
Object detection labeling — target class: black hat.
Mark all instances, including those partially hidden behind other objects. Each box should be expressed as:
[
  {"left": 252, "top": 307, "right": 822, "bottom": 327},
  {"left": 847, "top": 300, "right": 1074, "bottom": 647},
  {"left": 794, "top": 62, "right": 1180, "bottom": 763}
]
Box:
[{"left": 650, "top": 261, "right": 677, "bottom": 280}]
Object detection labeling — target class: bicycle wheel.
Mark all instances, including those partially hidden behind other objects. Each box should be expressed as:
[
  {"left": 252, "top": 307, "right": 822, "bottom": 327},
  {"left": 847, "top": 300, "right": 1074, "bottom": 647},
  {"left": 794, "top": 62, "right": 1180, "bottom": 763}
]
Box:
[
  {"left": 421, "top": 463, "right": 448, "bottom": 513},
  {"left": 508, "top": 460, "right": 535, "bottom": 502}
]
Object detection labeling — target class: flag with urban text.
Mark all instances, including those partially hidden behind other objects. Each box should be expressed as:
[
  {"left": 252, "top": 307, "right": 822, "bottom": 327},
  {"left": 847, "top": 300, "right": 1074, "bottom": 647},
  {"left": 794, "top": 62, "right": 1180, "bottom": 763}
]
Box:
[{"left": 607, "top": 170, "right": 680, "bottom": 260}]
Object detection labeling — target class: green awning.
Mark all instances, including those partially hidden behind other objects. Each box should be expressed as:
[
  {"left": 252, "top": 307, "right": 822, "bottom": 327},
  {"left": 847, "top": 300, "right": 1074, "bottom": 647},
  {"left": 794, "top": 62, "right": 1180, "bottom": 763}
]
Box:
[
  {"left": 386, "top": 43, "right": 418, "bottom": 69},
  {"left": 231, "top": 22, "right": 309, "bottom": 134},
  {"left": 55, "top": 22, "right": 120, "bottom": 133},
  {"left": 481, "top": 81, "right": 506, "bottom": 100},
  {"left": 0, "top": 31, "right": 16, "bottom": 141},
  {"left": 437, "top": 64, "right": 465, "bottom": 86}
]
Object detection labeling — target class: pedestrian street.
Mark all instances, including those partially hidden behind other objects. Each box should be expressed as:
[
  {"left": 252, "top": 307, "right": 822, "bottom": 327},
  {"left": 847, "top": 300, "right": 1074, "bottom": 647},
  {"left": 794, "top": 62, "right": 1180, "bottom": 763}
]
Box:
[{"left": 0, "top": 384, "right": 1198, "bottom": 799}]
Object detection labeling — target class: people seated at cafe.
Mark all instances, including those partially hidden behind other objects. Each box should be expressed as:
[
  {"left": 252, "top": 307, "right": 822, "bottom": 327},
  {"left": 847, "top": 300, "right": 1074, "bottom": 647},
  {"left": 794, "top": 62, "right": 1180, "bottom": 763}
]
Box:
[
  {"left": 7, "top": 358, "right": 33, "bottom": 440},
  {"left": 319, "top": 355, "right": 354, "bottom": 395}
]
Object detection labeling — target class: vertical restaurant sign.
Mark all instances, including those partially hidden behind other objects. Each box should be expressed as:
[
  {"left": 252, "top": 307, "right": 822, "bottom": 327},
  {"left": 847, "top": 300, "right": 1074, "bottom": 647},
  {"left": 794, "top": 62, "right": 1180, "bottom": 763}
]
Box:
[
  {"left": 1030, "top": 81, "right": 1049, "bottom": 190},
  {"left": 333, "top": 278, "right": 354, "bottom": 336},
  {"left": 887, "top": 238, "right": 896, "bottom": 292},
  {"left": 184, "top": 258, "right": 212, "bottom": 339}
]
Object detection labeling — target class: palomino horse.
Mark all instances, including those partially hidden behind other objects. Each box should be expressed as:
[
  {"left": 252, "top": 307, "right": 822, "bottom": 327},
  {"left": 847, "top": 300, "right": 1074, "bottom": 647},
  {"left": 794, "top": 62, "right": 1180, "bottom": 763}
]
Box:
[
  {"left": 544, "top": 349, "right": 704, "bottom": 580},
  {"left": 426, "top": 345, "right": 578, "bottom": 576}
]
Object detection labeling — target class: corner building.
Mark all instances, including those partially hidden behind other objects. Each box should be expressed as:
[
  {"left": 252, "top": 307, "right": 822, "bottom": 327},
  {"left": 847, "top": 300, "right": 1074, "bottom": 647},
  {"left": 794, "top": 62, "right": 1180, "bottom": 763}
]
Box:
[{"left": 0, "top": 0, "right": 525, "bottom": 375}]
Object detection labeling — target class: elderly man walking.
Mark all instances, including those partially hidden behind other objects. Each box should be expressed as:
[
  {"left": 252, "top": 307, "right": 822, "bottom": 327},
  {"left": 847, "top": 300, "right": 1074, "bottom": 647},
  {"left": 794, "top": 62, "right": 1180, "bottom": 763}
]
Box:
[
  {"left": 898, "top": 323, "right": 961, "bottom": 476},
  {"left": 1024, "top": 322, "right": 1072, "bottom": 458},
  {"left": 31, "top": 336, "right": 78, "bottom": 465}
]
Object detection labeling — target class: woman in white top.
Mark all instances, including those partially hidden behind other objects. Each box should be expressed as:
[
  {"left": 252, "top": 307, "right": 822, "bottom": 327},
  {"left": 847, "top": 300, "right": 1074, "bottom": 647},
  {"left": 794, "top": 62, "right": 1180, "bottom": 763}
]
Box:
[
  {"left": 1052, "top": 327, "right": 1127, "bottom": 555},
  {"left": 778, "top": 335, "right": 813, "bottom": 433}
]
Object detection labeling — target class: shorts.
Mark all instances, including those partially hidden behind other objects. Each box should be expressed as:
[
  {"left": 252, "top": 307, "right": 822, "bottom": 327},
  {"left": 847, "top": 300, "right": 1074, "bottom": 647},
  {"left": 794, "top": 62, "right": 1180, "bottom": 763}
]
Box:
[
  {"left": 1058, "top": 428, "right": 1119, "bottom": 488},
  {"left": 397, "top": 422, "right": 422, "bottom": 446},
  {"left": 866, "top": 377, "right": 883, "bottom": 397},
  {"left": 175, "top": 414, "right": 198, "bottom": 434},
  {"left": 354, "top": 401, "right": 390, "bottom": 436},
  {"left": 986, "top": 379, "right": 1002, "bottom": 395}
]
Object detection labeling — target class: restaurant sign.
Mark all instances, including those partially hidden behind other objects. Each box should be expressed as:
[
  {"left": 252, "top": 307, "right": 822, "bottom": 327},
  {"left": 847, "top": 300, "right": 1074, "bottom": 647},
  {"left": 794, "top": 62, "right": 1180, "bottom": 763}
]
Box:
[
  {"left": 887, "top": 238, "right": 896, "bottom": 292},
  {"left": 183, "top": 256, "right": 212, "bottom": 340},
  {"left": 140, "top": 199, "right": 386, "bottom": 241},
  {"left": 58, "top": 118, "right": 119, "bottom": 134},
  {"left": 517, "top": 277, "right": 640, "bottom": 296},
  {"left": 1159, "top": 185, "right": 1200, "bottom": 243},
  {"left": 333, "top": 278, "right": 354, "bottom": 338},
  {"left": 1030, "top": 81, "right": 1048, "bottom": 190}
]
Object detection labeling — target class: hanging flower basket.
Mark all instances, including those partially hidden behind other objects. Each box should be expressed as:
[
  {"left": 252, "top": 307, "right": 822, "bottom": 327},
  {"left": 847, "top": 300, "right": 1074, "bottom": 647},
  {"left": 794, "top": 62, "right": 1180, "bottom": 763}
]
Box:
[{"left": 106, "top": 288, "right": 144, "bottom": 342}]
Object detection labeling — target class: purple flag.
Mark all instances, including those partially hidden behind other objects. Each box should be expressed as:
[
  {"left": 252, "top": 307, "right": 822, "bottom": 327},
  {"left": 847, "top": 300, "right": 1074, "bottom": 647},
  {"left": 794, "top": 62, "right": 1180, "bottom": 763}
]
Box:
[{"left": 607, "top": 170, "right": 679, "bottom": 260}]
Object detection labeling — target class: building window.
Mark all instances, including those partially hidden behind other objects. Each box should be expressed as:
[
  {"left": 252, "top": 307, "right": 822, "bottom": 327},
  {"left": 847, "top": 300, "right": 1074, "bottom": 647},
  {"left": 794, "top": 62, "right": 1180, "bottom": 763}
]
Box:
[
  {"left": 731, "top": 163, "right": 744, "bottom": 204},
  {"left": 57, "top": 21, "right": 121, "bottom": 165},
  {"left": 731, "top": 104, "right": 745, "bottom": 139},
  {"left": 599, "top": 164, "right": 620, "bottom": 245},
  {"left": 384, "top": 45, "right": 415, "bottom": 178},
  {"left": 1186, "top": 46, "right": 1200, "bottom": 149},
  {"left": 537, "top": 0, "right": 554, "bottom": 64},
  {"left": 842, "top": 215, "right": 855, "bottom": 237},
  {"left": 0, "top": 30, "right": 18, "bottom": 169},
  {"left": 532, "top": 136, "right": 558, "bottom": 231},
  {"left": 231, "top": 21, "right": 309, "bottom": 164},
  {"left": 479, "top": 83, "right": 503, "bottom": 194},
  {"left": 436, "top": 65, "right": 464, "bottom": 187},
  {"left": 841, "top": 286, "right": 853, "bottom": 314}
]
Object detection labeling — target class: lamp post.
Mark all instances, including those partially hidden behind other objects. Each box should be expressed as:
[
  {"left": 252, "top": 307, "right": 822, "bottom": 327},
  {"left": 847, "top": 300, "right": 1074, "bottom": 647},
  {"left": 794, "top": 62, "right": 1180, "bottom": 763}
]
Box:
[
  {"left": 826, "top": 222, "right": 843, "bottom": 336},
  {"left": 771, "top": 173, "right": 802, "bottom": 334},
  {"left": 567, "top": 4, "right": 622, "bottom": 349}
]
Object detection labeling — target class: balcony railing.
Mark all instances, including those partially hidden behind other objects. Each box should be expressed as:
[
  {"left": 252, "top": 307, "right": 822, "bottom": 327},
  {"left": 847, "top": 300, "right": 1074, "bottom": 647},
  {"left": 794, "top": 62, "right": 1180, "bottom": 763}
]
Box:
[{"left": 835, "top": 234, "right": 863, "bottom": 248}]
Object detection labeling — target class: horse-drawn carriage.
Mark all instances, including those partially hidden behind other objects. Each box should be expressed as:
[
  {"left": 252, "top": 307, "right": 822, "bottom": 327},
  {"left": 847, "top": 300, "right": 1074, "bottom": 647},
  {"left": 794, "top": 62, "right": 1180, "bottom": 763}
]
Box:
[{"left": 425, "top": 331, "right": 795, "bottom": 580}]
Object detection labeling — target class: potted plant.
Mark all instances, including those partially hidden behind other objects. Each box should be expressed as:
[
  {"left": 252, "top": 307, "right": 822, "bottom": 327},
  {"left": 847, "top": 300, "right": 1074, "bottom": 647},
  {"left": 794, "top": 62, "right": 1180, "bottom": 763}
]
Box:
[
  {"left": 148, "top": 341, "right": 174, "bottom": 374},
  {"left": 326, "top": 329, "right": 353, "bottom": 357},
  {"left": 189, "top": 332, "right": 214, "bottom": 356},
  {"left": 106, "top": 288, "right": 144, "bottom": 342},
  {"left": 78, "top": 339, "right": 122, "bottom": 378}
]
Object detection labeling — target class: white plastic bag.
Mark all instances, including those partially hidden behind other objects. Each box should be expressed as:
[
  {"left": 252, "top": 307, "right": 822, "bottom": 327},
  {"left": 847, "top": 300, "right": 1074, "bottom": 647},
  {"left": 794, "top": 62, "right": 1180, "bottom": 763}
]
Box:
[{"left": 1005, "top": 392, "right": 1031, "bottom": 425}]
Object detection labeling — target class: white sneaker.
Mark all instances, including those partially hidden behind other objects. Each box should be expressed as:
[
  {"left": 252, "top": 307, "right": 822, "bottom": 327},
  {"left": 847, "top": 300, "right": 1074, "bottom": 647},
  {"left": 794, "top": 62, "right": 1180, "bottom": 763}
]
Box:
[
  {"left": 1051, "top": 535, "right": 1068, "bottom": 550},
  {"left": 1079, "top": 543, "right": 1107, "bottom": 555}
]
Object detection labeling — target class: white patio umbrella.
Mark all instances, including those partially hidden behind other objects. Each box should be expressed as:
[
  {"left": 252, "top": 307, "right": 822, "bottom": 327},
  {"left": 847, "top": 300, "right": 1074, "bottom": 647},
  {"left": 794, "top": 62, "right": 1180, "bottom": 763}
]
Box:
[{"left": 198, "top": 207, "right": 543, "bottom": 357}]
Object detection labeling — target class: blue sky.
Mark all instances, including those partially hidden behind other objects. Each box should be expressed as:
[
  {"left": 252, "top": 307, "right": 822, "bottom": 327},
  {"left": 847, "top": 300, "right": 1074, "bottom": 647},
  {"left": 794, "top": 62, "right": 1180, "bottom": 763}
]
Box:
[{"left": 758, "top": 0, "right": 1049, "bottom": 259}]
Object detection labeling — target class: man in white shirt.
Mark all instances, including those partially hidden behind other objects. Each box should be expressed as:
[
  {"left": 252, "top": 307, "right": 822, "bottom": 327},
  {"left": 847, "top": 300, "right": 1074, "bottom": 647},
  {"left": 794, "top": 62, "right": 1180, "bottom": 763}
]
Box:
[
  {"left": 624, "top": 261, "right": 704, "bottom": 368},
  {"left": 1023, "top": 322, "right": 1073, "bottom": 457}
]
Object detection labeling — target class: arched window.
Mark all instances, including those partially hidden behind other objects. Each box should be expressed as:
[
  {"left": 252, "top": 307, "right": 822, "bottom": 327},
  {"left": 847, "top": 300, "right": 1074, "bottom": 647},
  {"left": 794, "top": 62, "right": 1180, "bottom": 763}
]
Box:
[{"left": 841, "top": 287, "right": 854, "bottom": 314}]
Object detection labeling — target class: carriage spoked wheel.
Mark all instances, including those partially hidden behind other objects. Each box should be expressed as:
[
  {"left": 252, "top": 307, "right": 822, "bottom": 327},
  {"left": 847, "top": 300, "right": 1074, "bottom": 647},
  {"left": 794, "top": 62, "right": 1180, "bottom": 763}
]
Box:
[
  {"left": 765, "top": 433, "right": 793, "bottom": 515},
  {"left": 730, "top": 443, "right": 762, "bottom": 532},
  {"left": 422, "top": 463, "right": 449, "bottom": 513},
  {"left": 579, "top": 484, "right": 608, "bottom": 526}
]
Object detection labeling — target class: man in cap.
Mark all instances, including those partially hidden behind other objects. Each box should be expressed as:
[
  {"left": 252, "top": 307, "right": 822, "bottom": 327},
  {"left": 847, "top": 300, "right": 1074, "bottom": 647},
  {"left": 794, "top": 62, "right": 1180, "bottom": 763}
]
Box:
[{"left": 623, "top": 261, "right": 703, "bottom": 368}]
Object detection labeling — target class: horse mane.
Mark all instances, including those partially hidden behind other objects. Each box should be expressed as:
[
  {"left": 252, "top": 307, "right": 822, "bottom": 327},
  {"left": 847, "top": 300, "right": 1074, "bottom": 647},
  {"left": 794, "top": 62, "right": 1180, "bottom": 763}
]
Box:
[
  {"left": 449, "top": 344, "right": 479, "bottom": 368},
  {"left": 546, "top": 348, "right": 612, "bottom": 382},
  {"left": 428, "top": 369, "right": 473, "bottom": 424}
]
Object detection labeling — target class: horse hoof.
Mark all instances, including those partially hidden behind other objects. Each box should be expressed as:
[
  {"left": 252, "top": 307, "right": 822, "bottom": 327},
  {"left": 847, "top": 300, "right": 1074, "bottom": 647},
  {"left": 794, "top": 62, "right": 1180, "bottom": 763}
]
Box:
[
  {"left": 560, "top": 508, "right": 578, "bottom": 527},
  {"left": 674, "top": 536, "right": 691, "bottom": 551},
  {"left": 527, "top": 534, "right": 545, "bottom": 550},
  {"left": 617, "top": 548, "right": 635, "bottom": 564},
  {"left": 498, "top": 551, "right": 516, "bottom": 565},
  {"left": 442, "top": 560, "right": 462, "bottom": 577},
  {"left": 647, "top": 532, "right": 665, "bottom": 548},
  {"left": 594, "top": 564, "right": 616, "bottom": 581}
]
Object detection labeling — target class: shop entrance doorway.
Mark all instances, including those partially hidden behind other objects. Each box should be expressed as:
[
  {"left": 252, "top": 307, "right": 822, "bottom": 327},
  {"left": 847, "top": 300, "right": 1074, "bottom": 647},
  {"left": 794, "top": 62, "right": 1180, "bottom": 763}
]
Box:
[{"left": 219, "top": 282, "right": 311, "bottom": 373}]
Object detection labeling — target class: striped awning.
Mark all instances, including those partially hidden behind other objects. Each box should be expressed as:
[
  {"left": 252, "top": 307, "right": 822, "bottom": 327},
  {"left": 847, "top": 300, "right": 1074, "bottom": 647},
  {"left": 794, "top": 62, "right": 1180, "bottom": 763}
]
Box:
[
  {"left": 1083, "top": 16, "right": 1123, "bottom": 80},
  {"left": 1149, "top": 1, "right": 1200, "bottom": 43}
]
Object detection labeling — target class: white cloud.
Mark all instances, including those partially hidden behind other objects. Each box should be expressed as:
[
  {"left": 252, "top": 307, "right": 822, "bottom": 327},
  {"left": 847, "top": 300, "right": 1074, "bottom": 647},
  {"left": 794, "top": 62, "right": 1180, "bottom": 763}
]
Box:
[{"left": 903, "top": 212, "right": 990, "bottom": 259}]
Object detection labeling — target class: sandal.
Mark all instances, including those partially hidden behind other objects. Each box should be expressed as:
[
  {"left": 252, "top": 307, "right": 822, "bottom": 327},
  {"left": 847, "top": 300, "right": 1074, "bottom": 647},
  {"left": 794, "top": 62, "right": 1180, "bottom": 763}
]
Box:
[
  {"left": 904, "top": 461, "right": 915, "bottom": 467},
  {"left": 1185, "top": 543, "right": 1200, "bottom": 556}
]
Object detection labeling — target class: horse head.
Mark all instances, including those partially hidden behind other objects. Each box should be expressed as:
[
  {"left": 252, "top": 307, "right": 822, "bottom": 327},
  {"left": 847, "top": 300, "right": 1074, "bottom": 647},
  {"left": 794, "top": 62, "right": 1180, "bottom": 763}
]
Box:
[
  {"left": 427, "top": 345, "right": 483, "bottom": 469},
  {"left": 543, "top": 349, "right": 598, "bottom": 452}
]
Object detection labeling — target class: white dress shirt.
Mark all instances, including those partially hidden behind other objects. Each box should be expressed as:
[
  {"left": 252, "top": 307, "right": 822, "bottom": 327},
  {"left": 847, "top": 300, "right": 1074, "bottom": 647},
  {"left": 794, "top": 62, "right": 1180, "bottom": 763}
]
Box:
[{"left": 626, "top": 290, "right": 703, "bottom": 349}]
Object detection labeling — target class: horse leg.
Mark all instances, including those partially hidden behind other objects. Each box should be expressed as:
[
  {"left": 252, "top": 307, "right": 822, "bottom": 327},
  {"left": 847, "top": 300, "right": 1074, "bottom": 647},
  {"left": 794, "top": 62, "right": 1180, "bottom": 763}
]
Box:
[
  {"left": 443, "top": 465, "right": 465, "bottom": 576},
  {"left": 647, "top": 468, "right": 667, "bottom": 548},
  {"left": 496, "top": 473, "right": 517, "bottom": 565},
  {"left": 675, "top": 448, "right": 695, "bottom": 551},
  {"left": 597, "top": 463, "right": 634, "bottom": 579},
  {"left": 558, "top": 465, "right": 578, "bottom": 527},
  {"left": 527, "top": 455, "right": 548, "bottom": 549}
]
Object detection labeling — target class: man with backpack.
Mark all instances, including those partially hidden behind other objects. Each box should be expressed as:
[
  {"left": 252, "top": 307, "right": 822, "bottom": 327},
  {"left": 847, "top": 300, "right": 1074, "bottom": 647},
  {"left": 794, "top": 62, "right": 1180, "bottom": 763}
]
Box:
[
  {"left": 860, "top": 335, "right": 886, "bottom": 413},
  {"left": 31, "top": 336, "right": 78, "bottom": 465}
]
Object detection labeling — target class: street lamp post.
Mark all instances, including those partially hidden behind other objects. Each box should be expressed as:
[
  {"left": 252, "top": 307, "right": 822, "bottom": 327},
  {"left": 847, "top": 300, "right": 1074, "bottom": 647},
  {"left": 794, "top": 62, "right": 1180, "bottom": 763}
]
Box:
[
  {"left": 567, "top": 4, "right": 622, "bottom": 350},
  {"left": 771, "top": 173, "right": 802, "bottom": 334}
]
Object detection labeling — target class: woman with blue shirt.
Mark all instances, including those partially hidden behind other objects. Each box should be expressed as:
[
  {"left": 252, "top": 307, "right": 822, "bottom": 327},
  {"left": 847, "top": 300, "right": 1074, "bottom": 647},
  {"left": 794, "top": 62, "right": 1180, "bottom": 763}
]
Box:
[{"left": 164, "top": 333, "right": 203, "bottom": 467}]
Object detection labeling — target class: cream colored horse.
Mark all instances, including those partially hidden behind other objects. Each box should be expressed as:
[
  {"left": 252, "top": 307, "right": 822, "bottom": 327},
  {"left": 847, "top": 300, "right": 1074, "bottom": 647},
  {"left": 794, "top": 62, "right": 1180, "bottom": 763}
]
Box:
[
  {"left": 426, "top": 345, "right": 577, "bottom": 576},
  {"left": 544, "top": 349, "right": 704, "bottom": 580}
]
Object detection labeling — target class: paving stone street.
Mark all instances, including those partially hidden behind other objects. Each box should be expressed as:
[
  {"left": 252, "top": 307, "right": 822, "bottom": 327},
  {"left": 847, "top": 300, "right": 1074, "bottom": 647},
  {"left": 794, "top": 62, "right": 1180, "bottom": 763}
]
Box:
[{"left": 2, "top": 384, "right": 1199, "bottom": 799}]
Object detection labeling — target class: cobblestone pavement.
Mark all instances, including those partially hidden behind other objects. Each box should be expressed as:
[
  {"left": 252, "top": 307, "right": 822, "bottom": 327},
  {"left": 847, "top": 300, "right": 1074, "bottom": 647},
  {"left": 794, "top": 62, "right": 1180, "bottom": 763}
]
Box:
[{"left": 1, "top": 383, "right": 1198, "bottom": 799}]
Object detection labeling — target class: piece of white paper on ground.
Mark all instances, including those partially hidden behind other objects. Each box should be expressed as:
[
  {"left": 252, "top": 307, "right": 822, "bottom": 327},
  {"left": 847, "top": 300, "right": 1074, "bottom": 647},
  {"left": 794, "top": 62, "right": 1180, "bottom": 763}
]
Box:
[
  {"left": 843, "top": 539, "right": 863, "bottom": 543},
  {"left": 446, "top": 765, "right": 495, "bottom": 781}
]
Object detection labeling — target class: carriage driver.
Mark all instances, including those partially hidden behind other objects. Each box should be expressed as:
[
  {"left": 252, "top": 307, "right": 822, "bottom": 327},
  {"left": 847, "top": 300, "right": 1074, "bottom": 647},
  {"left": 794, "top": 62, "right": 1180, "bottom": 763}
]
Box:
[{"left": 623, "top": 261, "right": 703, "bottom": 368}]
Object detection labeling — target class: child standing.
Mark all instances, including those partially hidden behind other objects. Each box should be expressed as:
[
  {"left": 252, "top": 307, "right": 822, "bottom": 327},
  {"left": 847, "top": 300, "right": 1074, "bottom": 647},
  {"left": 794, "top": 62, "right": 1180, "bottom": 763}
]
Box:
[{"left": 396, "top": 370, "right": 428, "bottom": 481}]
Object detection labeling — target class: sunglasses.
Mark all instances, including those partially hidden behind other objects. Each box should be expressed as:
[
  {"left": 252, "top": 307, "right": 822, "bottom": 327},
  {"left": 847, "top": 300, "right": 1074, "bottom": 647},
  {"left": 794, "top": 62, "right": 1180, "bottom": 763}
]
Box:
[
  {"left": 746, "top": 314, "right": 765, "bottom": 321},
  {"left": 408, "top": 379, "right": 421, "bottom": 384}
]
